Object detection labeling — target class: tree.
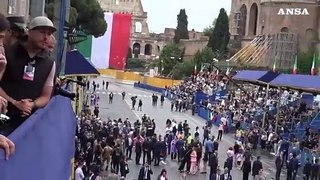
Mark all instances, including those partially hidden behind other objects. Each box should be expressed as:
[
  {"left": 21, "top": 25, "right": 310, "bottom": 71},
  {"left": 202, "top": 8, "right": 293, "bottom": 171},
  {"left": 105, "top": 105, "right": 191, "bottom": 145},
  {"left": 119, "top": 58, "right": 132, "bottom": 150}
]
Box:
[
  {"left": 174, "top": 9, "right": 189, "bottom": 43},
  {"left": 297, "top": 52, "right": 314, "bottom": 74},
  {"left": 203, "top": 18, "right": 217, "bottom": 37},
  {"left": 160, "top": 44, "right": 183, "bottom": 75},
  {"left": 207, "top": 8, "right": 230, "bottom": 55},
  {"left": 45, "top": 0, "right": 107, "bottom": 38},
  {"left": 127, "top": 47, "right": 132, "bottom": 59},
  {"left": 192, "top": 47, "right": 214, "bottom": 69},
  {"left": 172, "top": 60, "right": 194, "bottom": 79}
]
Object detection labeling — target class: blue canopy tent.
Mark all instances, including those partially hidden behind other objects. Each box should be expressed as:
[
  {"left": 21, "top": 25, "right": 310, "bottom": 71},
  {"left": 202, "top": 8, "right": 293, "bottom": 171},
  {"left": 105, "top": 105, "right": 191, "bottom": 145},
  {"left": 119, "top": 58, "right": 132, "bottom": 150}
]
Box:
[
  {"left": 65, "top": 50, "right": 100, "bottom": 76},
  {"left": 232, "top": 70, "right": 279, "bottom": 86},
  {"left": 269, "top": 74, "right": 320, "bottom": 93},
  {"left": 232, "top": 70, "right": 268, "bottom": 82},
  {"left": 257, "top": 71, "right": 280, "bottom": 84}
]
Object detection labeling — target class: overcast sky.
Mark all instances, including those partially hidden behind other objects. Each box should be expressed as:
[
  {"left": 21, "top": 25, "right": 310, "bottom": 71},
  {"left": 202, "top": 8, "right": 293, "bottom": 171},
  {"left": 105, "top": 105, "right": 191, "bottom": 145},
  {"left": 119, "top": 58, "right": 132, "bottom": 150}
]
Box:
[{"left": 141, "top": 0, "right": 231, "bottom": 33}]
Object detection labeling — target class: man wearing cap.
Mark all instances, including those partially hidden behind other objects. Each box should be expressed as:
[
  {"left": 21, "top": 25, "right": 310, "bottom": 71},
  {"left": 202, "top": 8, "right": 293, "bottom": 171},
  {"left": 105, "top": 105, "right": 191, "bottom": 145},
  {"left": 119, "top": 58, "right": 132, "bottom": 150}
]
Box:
[
  {"left": 0, "top": 13, "right": 15, "bottom": 160},
  {"left": 4, "top": 16, "right": 26, "bottom": 47},
  {"left": 0, "top": 16, "right": 56, "bottom": 135}
]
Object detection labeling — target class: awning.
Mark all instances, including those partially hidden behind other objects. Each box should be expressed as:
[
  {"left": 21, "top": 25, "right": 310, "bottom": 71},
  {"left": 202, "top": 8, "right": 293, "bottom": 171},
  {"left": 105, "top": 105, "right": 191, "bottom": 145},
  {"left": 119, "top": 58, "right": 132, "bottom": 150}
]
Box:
[
  {"left": 257, "top": 71, "right": 280, "bottom": 84},
  {"left": 232, "top": 70, "right": 268, "bottom": 82},
  {"left": 65, "top": 50, "right": 100, "bottom": 76},
  {"left": 270, "top": 74, "right": 320, "bottom": 92}
]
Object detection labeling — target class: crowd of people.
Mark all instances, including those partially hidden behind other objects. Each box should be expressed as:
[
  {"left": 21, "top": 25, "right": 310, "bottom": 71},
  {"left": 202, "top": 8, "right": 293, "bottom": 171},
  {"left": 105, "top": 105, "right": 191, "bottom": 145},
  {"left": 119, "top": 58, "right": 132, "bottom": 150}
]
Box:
[{"left": 163, "top": 66, "right": 320, "bottom": 179}]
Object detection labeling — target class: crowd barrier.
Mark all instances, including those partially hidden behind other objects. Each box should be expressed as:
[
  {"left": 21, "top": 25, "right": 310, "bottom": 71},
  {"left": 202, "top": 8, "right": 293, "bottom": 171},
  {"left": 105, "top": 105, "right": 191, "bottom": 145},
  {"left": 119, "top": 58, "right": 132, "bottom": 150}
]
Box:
[
  {"left": 0, "top": 96, "right": 76, "bottom": 180},
  {"left": 133, "top": 83, "right": 165, "bottom": 93}
]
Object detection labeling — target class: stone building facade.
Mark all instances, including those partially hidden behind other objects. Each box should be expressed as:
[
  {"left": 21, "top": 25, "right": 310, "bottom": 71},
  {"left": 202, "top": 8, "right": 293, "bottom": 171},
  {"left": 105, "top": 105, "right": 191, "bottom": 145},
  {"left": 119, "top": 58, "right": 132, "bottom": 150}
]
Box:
[
  {"left": 229, "top": 0, "right": 320, "bottom": 67},
  {"left": 0, "top": 0, "right": 30, "bottom": 18},
  {"left": 98, "top": 0, "right": 208, "bottom": 60}
]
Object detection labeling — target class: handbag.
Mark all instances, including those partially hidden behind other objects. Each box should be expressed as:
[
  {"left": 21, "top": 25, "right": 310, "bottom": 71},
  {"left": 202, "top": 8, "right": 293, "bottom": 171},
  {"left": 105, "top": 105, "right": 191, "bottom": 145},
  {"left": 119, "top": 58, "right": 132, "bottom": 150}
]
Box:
[{"left": 125, "top": 164, "right": 130, "bottom": 174}]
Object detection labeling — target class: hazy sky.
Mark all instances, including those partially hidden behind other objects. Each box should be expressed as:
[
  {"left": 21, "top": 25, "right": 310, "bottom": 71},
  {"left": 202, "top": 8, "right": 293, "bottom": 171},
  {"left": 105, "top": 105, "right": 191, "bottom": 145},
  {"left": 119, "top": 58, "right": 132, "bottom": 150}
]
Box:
[{"left": 141, "top": 0, "right": 231, "bottom": 33}]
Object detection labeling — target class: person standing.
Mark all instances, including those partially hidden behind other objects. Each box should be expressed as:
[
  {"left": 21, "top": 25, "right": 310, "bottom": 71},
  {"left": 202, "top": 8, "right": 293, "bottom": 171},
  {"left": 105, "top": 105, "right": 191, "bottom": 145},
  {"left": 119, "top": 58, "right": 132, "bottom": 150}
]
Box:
[
  {"left": 157, "top": 169, "right": 168, "bottom": 180},
  {"left": 138, "top": 99, "right": 143, "bottom": 111},
  {"left": 105, "top": 81, "right": 109, "bottom": 89},
  {"left": 303, "top": 158, "right": 312, "bottom": 180},
  {"left": 109, "top": 92, "right": 113, "bottom": 104},
  {"left": 242, "top": 157, "right": 251, "bottom": 180},
  {"left": 275, "top": 153, "right": 282, "bottom": 180},
  {"left": 138, "top": 162, "right": 153, "bottom": 180},
  {"left": 0, "top": 16, "right": 56, "bottom": 135},
  {"left": 121, "top": 91, "right": 126, "bottom": 100},
  {"left": 217, "top": 123, "right": 223, "bottom": 141},
  {"left": 190, "top": 146, "right": 198, "bottom": 175},
  {"left": 252, "top": 156, "right": 263, "bottom": 178},
  {"left": 75, "top": 160, "right": 85, "bottom": 180}
]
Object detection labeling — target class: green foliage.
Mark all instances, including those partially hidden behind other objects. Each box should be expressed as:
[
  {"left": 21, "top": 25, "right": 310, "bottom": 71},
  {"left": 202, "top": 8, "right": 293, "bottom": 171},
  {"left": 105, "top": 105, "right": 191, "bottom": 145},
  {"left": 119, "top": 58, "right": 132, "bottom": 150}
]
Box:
[
  {"left": 207, "top": 8, "right": 230, "bottom": 56},
  {"left": 125, "top": 58, "right": 146, "bottom": 69},
  {"left": 193, "top": 47, "right": 214, "bottom": 66},
  {"left": 160, "top": 43, "right": 183, "bottom": 75},
  {"left": 174, "top": 9, "right": 189, "bottom": 43},
  {"left": 297, "top": 52, "right": 315, "bottom": 74},
  {"left": 172, "top": 60, "right": 194, "bottom": 80},
  {"left": 203, "top": 18, "right": 217, "bottom": 37},
  {"left": 45, "top": 0, "right": 107, "bottom": 38}
]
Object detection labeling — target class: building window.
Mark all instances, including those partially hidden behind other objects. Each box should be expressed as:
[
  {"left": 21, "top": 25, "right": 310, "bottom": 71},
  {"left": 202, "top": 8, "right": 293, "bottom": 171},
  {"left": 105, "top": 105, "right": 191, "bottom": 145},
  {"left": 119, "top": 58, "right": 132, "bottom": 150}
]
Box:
[
  {"left": 8, "top": 0, "right": 16, "bottom": 15},
  {"left": 115, "top": 0, "right": 119, "bottom": 5}
]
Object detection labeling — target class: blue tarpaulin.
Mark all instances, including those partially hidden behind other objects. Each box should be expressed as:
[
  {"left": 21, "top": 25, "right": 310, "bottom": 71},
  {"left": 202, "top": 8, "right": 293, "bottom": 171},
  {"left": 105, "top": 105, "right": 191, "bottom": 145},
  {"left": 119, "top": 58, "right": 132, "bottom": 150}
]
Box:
[
  {"left": 0, "top": 96, "right": 76, "bottom": 180},
  {"left": 270, "top": 74, "right": 320, "bottom": 92},
  {"left": 232, "top": 70, "right": 268, "bottom": 82},
  {"left": 257, "top": 71, "right": 280, "bottom": 83},
  {"left": 65, "top": 50, "right": 100, "bottom": 75}
]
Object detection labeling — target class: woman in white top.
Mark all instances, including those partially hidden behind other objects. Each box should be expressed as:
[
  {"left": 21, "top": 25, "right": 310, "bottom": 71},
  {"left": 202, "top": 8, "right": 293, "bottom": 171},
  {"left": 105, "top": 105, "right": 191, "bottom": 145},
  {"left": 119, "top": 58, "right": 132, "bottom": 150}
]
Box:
[{"left": 157, "top": 169, "right": 168, "bottom": 180}]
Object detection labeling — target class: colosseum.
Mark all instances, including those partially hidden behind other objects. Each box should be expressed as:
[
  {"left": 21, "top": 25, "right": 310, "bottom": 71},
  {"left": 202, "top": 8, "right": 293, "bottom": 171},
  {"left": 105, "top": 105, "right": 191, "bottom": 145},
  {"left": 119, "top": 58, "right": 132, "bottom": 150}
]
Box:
[
  {"left": 97, "top": 0, "right": 208, "bottom": 61},
  {"left": 229, "top": 0, "right": 320, "bottom": 68}
]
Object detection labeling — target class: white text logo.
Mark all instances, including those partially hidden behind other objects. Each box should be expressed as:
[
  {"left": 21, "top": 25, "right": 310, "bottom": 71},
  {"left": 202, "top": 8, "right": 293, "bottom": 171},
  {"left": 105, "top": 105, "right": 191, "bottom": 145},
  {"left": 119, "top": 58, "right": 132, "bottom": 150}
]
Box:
[{"left": 277, "top": 8, "right": 310, "bottom": 16}]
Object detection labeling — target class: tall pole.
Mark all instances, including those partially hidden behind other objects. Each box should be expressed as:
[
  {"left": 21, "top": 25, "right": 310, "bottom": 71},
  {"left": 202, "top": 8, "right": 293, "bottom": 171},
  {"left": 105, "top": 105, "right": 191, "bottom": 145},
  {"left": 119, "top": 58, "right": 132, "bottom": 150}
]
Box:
[
  {"left": 275, "top": 87, "right": 282, "bottom": 134},
  {"left": 29, "top": 0, "right": 45, "bottom": 20},
  {"left": 53, "top": 0, "right": 70, "bottom": 76},
  {"left": 262, "top": 83, "right": 270, "bottom": 129}
]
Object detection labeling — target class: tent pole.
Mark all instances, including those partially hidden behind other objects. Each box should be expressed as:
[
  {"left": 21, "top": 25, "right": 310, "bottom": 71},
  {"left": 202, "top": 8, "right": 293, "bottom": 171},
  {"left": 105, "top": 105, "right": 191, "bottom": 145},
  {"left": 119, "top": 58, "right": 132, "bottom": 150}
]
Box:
[
  {"left": 275, "top": 87, "right": 282, "bottom": 135},
  {"left": 262, "top": 83, "right": 270, "bottom": 129}
]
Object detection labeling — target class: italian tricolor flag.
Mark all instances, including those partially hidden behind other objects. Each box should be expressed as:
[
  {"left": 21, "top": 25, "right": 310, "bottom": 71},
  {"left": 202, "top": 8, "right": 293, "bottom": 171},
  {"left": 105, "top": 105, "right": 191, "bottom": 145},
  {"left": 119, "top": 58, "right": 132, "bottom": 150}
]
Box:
[
  {"left": 272, "top": 54, "right": 278, "bottom": 72},
  {"left": 77, "top": 13, "right": 132, "bottom": 70},
  {"left": 292, "top": 55, "right": 298, "bottom": 74}
]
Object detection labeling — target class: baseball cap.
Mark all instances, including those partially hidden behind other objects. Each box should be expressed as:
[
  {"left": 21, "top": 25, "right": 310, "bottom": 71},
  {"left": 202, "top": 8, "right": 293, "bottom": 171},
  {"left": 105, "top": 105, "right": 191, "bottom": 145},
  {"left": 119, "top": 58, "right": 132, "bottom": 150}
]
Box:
[
  {"left": 6, "top": 16, "right": 26, "bottom": 33},
  {"left": 29, "top": 16, "right": 56, "bottom": 32}
]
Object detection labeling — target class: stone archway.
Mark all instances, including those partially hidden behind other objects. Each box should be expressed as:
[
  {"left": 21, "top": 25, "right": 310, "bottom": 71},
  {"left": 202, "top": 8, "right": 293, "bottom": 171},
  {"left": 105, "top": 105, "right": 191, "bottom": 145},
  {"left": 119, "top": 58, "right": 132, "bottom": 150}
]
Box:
[
  {"left": 157, "top": 45, "right": 160, "bottom": 53},
  {"left": 306, "top": 28, "right": 315, "bottom": 49},
  {"left": 144, "top": 44, "right": 152, "bottom": 56},
  {"left": 238, "top": 4, "right": 247, "bottom": 36},
  {"left": 248, "top": 3, "right": 258, "bottom": 36},
  {"left": 133, "top": 42, "right": 141, "bottom": 58},
  {"left": 280, "top": 27, "right": 289, "bottom": 33}
]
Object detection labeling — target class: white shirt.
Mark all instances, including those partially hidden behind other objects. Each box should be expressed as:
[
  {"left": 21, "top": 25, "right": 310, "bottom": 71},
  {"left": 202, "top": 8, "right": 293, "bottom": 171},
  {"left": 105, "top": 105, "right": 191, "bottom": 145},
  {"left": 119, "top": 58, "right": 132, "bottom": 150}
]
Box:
[{"left": 75, "top": 167, "right": 85, "bottom": 180}]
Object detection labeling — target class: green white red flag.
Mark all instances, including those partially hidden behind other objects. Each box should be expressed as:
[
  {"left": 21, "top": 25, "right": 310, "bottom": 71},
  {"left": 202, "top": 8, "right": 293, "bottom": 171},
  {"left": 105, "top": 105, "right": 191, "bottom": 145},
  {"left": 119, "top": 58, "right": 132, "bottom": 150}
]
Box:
[
  {"left": 311, "top": 54, "right": 316, "bottom": 75},
  {"left": 292, "top": 55, "right": 298, "bottom": 74}
]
